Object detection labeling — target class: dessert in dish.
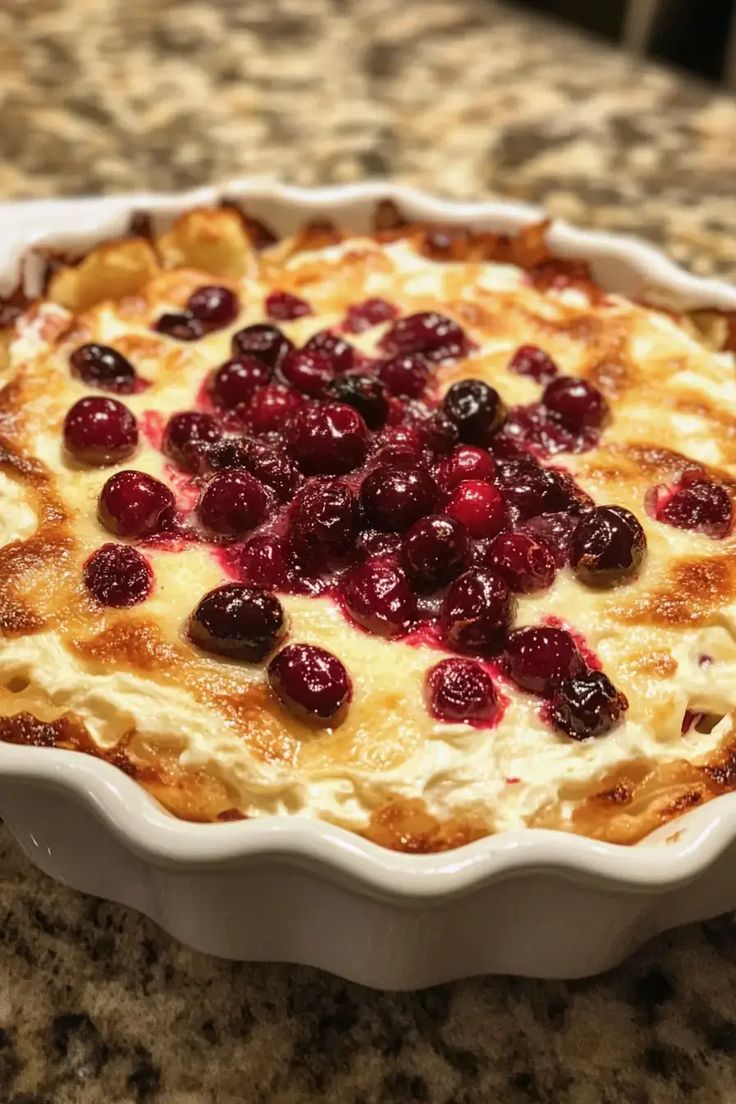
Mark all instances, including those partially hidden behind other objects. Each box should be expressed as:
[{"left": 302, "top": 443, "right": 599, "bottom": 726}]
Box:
[{"left": 0, "top": 201, "right": 735, "bottom": 852}]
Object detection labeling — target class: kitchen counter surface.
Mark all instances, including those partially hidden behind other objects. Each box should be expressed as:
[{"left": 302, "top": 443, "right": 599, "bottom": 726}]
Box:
[{"left": 0, "top": 0, "right": 735, "bottom": 1101}]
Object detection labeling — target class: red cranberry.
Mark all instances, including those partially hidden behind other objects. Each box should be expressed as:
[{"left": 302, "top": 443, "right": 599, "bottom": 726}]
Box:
[
  {"left": 265, "top": 290, "right": 312, "bottom": 321},
  {"left": 419, "top": 411, "right": 459, "bottom": 455},
  {"left": 508, "top": 345, "right": 558, "bottom": 383},
  {"left": 187, "top": 285, "right": 239, "bottom": 328},
  {"left": 280, "top": 348, "right": 335, "bottom": 396},
  {"left": 503, "top": 626, "right": 585, "bottom": 695},
  {"left": 550, "top": 670, "right": 628, "bottom": 739},
  {"left": 360, "top": 465, "right": 437, "bottom": 531},
  {"left": 162, "top": 411, "right": 220, "bottom": 471},
  {"left": 542, "top": 376, "right": 609, "bottom": 432},
  {"left": 570, "top": 505, "right": 646, "bottom": 587},
  {"left": 236, "top": 439, "right": 300, "bottom": 501},
  {"left": 210, "top": 356, "right": 272, "bottom": 409},
  {"left": 376, "top": 355, "right": 430, "bottom": 399},
  {"left": 344, "top": 298, "right": 398, "bottom": 333},
  {"left": 240, "top": 534, "right": 291, "bottom": 589},
  {"left": 268, "top": 643, "right": 352, "bottom": 726},
  {"left": 435, "top": 445, "right": 496, "bottom": 492},
  {"left": 477, "top": 532, "right": 556, "bottom": 594},
  {"left": 98, "top": 470, "right": 175, "bottom": 538},
  {"left": 356, "top": 530, "right": 402, "bottom": 561},
  {"left": 426, "top": 658, "right": 499, "bottom": 725},
  {"left": 232, "top": 323, "right": 293, "bottom": 370},
  {"left": 440, "top": 569, "right": 516, "bottom": 655},
  {"left": 340, "top": 558, "right": 417, "bottom": 637},
  {"left": 197, "top": 469, "right": 268, "bottom": 537},
  {"left": 443, "top": 380, "right": 507, "bottom": 445},
  {"left": 287, "top": 402, "right": 369, "bottom": 475},
  {"left": 303, "top": 330, "right": 355, "bottom": 374},
  {"left": 371, "top": 427, "right": 428, "bottom": 470},
  {"left": 400, "top": 515, "right": 469, "bottom": 592},
  {"left": 494, "top": 459, "right": 573, "bottom": 521},
  {"left": 324, "top": 374, "right": 389, "bottom": 429},
  {"left": 381, "top": 311, "right": 467, "bottom": 362},
  {"left": 154, "top": 312, "right": 207, "bottom": 341},
  {"left": 657, "top": 480, "right": 732, "bottom": 539},
  {"left": 83, "top": 543, "right": 152, "bottom": 607},
  {"left": 189, "top": 583, "right": 285, "bottom": 661},
  {"left": 64, "top": 397, "right": 138, "bottom": 466},
  {"left": 288, "top": 479, "right": 359, "bottom": 560},
  {"left": 444, "top": 480, "right": 508, "bottom": 539},
  {"left": 245, "top": 385, "right": 304, "bottom": 435},
  {"left": 69, "top": 343, "right": 137, "bottom": 393},
  {"left": 518, "top": 512, "right": 580, "bottom": 567}
]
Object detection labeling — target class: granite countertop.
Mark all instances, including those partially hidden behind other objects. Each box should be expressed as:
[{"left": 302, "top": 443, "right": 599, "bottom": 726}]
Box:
[{"left": 1, "top": 0, "right": 736, "bottom": 1100}]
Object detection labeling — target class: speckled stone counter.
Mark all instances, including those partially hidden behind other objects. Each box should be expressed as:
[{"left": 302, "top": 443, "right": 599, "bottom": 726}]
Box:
[{"left": 1, "top": 1, "right": 736, "bottom": 1101}]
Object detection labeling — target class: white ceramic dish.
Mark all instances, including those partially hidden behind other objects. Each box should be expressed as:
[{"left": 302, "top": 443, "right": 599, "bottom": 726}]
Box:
[{"left": 1, "top": 181, "right": 736, "bottom": 989}]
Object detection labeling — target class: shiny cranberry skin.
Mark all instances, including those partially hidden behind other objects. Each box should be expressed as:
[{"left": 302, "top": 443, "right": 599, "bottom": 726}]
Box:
[
  {"left": 508, "top": 344, "right": 558, "bottom": 383},
  {"left": 265, "top": 290, "right": 312, "bottom": 321},
  {"left": 236, "top": 439, "right": 300, "bottom": 502},
  {"left": 443, "top": 380, "right": 507, "bottom": 446},
  {"left": 356, "top": 530, "right": 402, "bottom": 561},
  {"left": 303, "top": 329, "right": 355, "bottom": 374},
  {"left": 189, "top": 583, "right": 285, "bottom": 661},
  {"left": 435, "top": 445, "right": 496, "bottom": 492},
  {"left": 210, "top": 356, "right": 272, "bottom": 409},
  {"left": 426, "top": 658, "right": 499, "bottom": 725},
  {"left": 240, "top": 534, "right": 291, "bottom": 589},
  {"left": 504, "top": 626, "right": 585, "bottom": 695},
  {"left": 268, "top": 643, "right": 352, "bottom": 727},
  {"left": 324, "top": 374, "right": 389, "bottom": 429},
  {"left": 162, "top": 411, "right": 220, "bottom": 471},
  {"left": 400, "top": 515, "right": 469, "bottom": 592},
  {"left": 245, "top": 385, "right": 303, "bottom": 435},
  {"left": 376, "top": 355, "right": 430, "bottom": 399},
  {"left": 340, "top": 558, "right": 417, "bottom": 637},
  {"left": 187, "top": 285, "right": 239, "bottom": 328},
  {"left": 420, "top": 411, "right": 459, "bottom": 455},
  {"left": 570, "top": 505, "right": 646, "bottom": 587},
  {"left": 231, "top": 323, "right": 293, "bottom": 370},
  {"left": 518, "top": 512, "right": 581, "bottom": 567},
  {"left": 280, "top": 348, "right": 335, "bottom": 396},
  {"left": 289, "top": 479, "right": 359, "bottom": 560},
  {"left": 70, "top": 343, "right": 137, "bottom": 393},
  {"left": 381, "top": 311, "right": 467, "bottom": 362},
  {"left": 64, "top": 397, "right": 138, "bottom": 466},
  {"left": 344, "top": 298, "right": 398, "bottom": 333},
  {"left": 444, "top": 480, "right": 508, "bottom": 539},
  {"left": 478, "top": 532, "right": 556, "bottom": 594},
  {"left": 98, "top": 470, "right": 175, "bottom": 538},
  {"left": 542, "top": 376, "right": 609, "bottom": 432},
  {"left": 197, "top": 469, "right": 268, "bottom": 537},
  {"left": 494, "top": 459, "right": 573, "bottom": 521},
  {"left": 440, "top": 568, "right": 516, "bottom": 655},
  {"left": 658, "top": 481, "right": 732, "bottom": 539},
  {"left": 154, "top": 312, "right": 207, "bottom": 341},
  {"left": 550, "top": 670, "right": 628, "bottom": 740},
  {"left": 371, "top": 426, "right": 427, "bottom": 470},
  {"left": 83, "top": 543, "right": 152, "bottom": 608},
  {"left": 360, "top": 465, "right": 437, "bottom": 532},
  {"left": 287, "top": 402, "right": 369, "bottom": 475}
]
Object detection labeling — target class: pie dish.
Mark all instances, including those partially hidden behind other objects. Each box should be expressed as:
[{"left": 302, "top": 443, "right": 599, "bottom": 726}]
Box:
[{"left": 1, "top": 182, "right": 736, "bottom": 986}]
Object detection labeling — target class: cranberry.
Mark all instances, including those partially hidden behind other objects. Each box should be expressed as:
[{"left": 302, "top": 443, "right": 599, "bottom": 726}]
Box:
[
  {"left": 210, "top": 356, "right": 272, "bottom": 409},
  {"left": 63, "top": 397, "right": 138, "bottom": 466},
  {"left": 344, "top": 298, "right": 398, "bottom": 333},
  {"left": 240, "top": 534, "right": 291, "bottom": 589},
  {"left": 657, "top": 480, "right": 732, "bottom": 539},
  {"left": 303, "top": 330, "right": 355, "bottom": 374},
  {"left": 440, "top": 569, "right": 516, "bottom": 655},
  {"left": 69, "top": 343, "right": 137, "bottom": 393},
  {"left": 477, "top": 532, "right": 556, "bottom": 594},
  {"left": 570, "top": 505, "right": 646, "bottom": 587},
  {"left": 400, "top": 515, "right": 469, "bottom": 592},
  {"left": 550, "top": 670, "right": 628, "bottom": 739},
  {"left": 518, "top": 512, "right": 581, "bottom": 567},
  {"left": 324, "top": 374, "right": 389, "bottom": 429},
  {"left": 232, "top": 323, "right": 293, "bottom": 370},
  {"left": 494, "top": 459, "right": 573, "bottom": 521},
  {"left": 371, "top": 427, "right": 427, "bottom": 470},
  {"left": 288, "top": 479, "right": 359, "bottom": 560},
  {"left": 426, "top": 658, "right": 499, "bottom": 725},
  {"left": 245, "top": 386, "right": 304, "bottom": 435},
  {"left": 279, "top": 348, "right": 335, "bottom": 396},
  {"left": 360, "top": 465, "right": 437, "bottom": 531},
  {"left": 268, "top": 643, "right": 352, "bottom": 726},
  {"left": 356, "top": 530, "right": 402, "bottom": 561},
  {"left": 83, "top": 543, "right": 152, "bottom": 607},
  {"left": 236, "top": 439, "right": 299, "bottom": 501},
  {"left": 265, "top": 290, "right": 311, "bottom": 321},
  {"left": 444, "top": 480, "right": 509, "bottom": 539},
  {"left": 162, "top": 411, "right": 220, "bottom": 471},
  {"left": 98, "top": 470, "right": 175, "bottom": 538},
  {"left": 443, "top": 380, "right": 507, "bottom": 446},
  {"left": 419, "top": 411, "right": 459, "bottom": 455},
  {"left": 508, "top": 345, "right": 558, "bottom": 383},
  {"left": 381, "top": 311, "right": 467, "bottom": 362},
  {"left": 207, "top": 438, "right": 252, "bottom": 470},
  {"left": 287, "top": 402, "right": 368, "bottom": 475},
  {"left": 340, "top": 558, "right": 417, "bottom": 636},
  {"left": 197, "top": 470, "right": 268, "bottom": 537},
  {"left": 376, "top": 355, "right": 430, "bottom": 399},
  {"left": 187, "top": 285, "right": 239, "bottom": 328},
  {"left": 154, "top": 312, "right": 207, "bottom": 341},
  {"left": 503, "top": 626, "right": 585, "bottom": 695},
  {"left": 189, "top": 583, "right": 285, "bottom": 661},
  {"left": 435, "top": 445, "right": 496, "bottom": 492},
  {"left": 542, "top": 376, "right": 609, "bottom": 432}
]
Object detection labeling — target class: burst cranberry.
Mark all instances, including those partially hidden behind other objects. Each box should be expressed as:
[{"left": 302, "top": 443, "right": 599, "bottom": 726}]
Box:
[
  {"left": 344, "top": 298, "right": 398, "bottom": 333},
  {"left": 550, "top": 670, "right": 628, "bottom": 739},
  {"left": 324, "top": 374, "right": 389, "bottom": 429},
  {"left": 443, "top": 380, "right": 507, "bottom": 445},
  {"left": 70, "top": 343, "right": 137, "bottom": 393},
  {"left": 477, "top": 532, "right": 556, "bottom": 594},
  {"left": 440, "top": 569, "right": 515, "bottom": 655},
  {"left": 303, "top": 329, "right": 355, "bottom": 374},
  {"left": 279, "top": 348, "right": 335, "bottom": 396},
  {"left": 98, "top": 470, "right": 175, "bottom": 538},
  {"left": 570, "top": 505, "right": 646, "bottom": 587},
  {"left": 197, "top": 470, "right": 268, "bottom": 537},
  {"left": 518, "top": 512, "right": 581, "bottom": 566},
  {"left": 376, "top": 354, "right": 430, "bottom": 399},
  {"left": 265, "top": 290, "right": 311, "bottom": 321},
  {"left": 236, "top": 439, "right": 299, "bottom": 501},
  {"left": 162, "top": 411, "right": 220, "bottom": 471},
  {"left": 400, "top": 515, "right": 469, "bottom": 592},
  {"left": 340, "top": 558, "right": 417, "bottom": 637},
  {"left": 268, "top": 643, "right": 352, "bottom": 726},
  {"left": 426, "top": 658, "right": 499, "bottom": 725},
  {"left": 289, "top": 479, "right": 359, "bottom": 560},
  {"left": 657, "top": 480, "right": 732, "bottom": 539},
  {"left": 240, "top": 534, "right": 291, "bottom": 589},
  {"left": 232, "top": 323, "right": 293, "bottom": 370},
  {"left": 189, "top": 583, "right": 285, "bottom": 661},
  {"left": 83, "top": 543, "right": 152, "bottom": 607},
  {"left": 435, "top": 445, "right": 496, "bottom": 492},
  {"left": 356, "top": 530, "right": 402, "bottom": 561},
  {"left": 419, "top": 411, "right": 459, "bottom": 455},
  {"left": 504, "top": 626, "right": 585, "bottom": 695},
  {"left": 245, "top": 385, "right": 304, "bottom": 435},
  {"left": 508, "top": 345, "right": 558, "bottom": 383},
  {"left": 63, "top": 397, "right": 138, "bottom": 466},
  {"left": 210, "top": 356, "right": 272, "bottom": 409},
  {"left": 187, "top": 285, "right": 239, "bottom": 328},
  {"left": 287, "top": 402, "right": 368, "bottom": 475},
  {"left": 360, "top": 465, "right": 437, "bottom": 531},
  {"left": 154, "top": 312, "right": 207, "bottom": 341},
  {"left": 444, "top": 480, "right": 508, "bottom": 539},
  {"left": 381, "top": 311, "right": 467, "bottom": 362},
  {"left": 542, "top": 376, "right": 609, "bottom": 432},
  {"left": 371, "top": 426, "right": 427, "bottom": 470},
  {"left": 494, "top": 459, "right": 573, "bottom": 520}
]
